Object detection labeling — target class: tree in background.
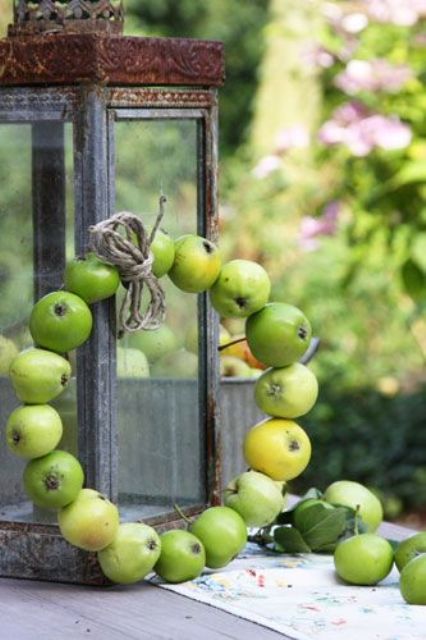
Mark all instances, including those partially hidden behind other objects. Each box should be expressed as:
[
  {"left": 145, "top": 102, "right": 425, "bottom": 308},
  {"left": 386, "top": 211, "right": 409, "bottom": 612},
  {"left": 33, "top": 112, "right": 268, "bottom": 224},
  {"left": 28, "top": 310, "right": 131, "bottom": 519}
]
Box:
[{"left": 125, "top": 0, "right": 269, "bottom": 158}]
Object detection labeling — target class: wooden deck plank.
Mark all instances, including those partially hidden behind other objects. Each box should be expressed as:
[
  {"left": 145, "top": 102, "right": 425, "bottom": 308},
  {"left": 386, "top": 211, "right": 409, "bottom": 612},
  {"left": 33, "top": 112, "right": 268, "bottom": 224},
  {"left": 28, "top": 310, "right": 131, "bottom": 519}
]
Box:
[
  {"left": 0, "top": 578, "right": 289, "bottom": 640},
  {"left": 0, "top": 521, "right": 413, "bottom": 640}
]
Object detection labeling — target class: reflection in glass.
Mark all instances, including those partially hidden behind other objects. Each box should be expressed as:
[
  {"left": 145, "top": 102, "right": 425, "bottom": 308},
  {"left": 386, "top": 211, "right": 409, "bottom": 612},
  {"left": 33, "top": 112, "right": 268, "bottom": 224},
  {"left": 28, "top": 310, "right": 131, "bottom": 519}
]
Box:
[
  {"left": 0, "top": 122, "right": 75, "bottom": 523},
  {"left": 114, "top": 118, "right": 206, "bottom": 520}
]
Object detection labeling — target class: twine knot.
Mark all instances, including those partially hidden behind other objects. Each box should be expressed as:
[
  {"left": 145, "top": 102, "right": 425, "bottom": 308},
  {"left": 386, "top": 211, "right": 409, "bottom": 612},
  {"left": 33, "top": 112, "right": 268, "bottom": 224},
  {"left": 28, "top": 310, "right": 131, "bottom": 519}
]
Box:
[{"left": 89, "top": 196, "right": 167, "bottom": 338}]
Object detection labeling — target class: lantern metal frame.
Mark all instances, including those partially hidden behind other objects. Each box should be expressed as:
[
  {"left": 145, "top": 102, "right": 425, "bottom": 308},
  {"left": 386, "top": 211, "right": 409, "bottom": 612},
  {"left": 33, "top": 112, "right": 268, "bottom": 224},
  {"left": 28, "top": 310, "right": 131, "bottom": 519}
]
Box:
[{"left": 0, "top": 12, "right": 224, "bottom": 584}]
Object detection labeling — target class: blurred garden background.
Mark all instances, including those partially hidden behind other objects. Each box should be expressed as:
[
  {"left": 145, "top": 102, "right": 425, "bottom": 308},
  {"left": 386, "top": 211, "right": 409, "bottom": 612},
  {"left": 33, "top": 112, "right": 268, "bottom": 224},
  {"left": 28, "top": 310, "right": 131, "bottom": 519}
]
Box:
[{"left": 0, "top": 0, "right": 425, "bottom": 523}]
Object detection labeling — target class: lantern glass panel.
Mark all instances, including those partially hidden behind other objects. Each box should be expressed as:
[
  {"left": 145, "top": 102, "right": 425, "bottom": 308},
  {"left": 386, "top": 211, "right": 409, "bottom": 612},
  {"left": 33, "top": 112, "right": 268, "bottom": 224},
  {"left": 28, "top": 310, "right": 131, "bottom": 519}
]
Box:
[
  {"left": 113, "top": 117, "right": 206, "bottom": 520},
  {"left": 0, "top": 120, "right": 77, "bottom": 523}
]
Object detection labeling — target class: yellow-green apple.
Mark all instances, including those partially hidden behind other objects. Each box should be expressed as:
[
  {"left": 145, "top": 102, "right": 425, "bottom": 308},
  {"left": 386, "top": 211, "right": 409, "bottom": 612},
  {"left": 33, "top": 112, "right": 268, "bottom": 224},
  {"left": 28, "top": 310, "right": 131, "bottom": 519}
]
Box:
[
  {"left": 254, "top": 363, "right": 318, "bottom": 418},
  {"left": 58, "top": 488, "right": 120, "bottom": 551},
  {"left": 64, "top": 253, "right": 120, "bottom": 304},
  {"left": 243, "top": 418, "right": 311, "bottom": 481},
  {"left": 190, "top": 506, "right": 247, "bottom": 569},
  {"left": 185, "top": 323, "right": 230, "bottom": 354},
  {"left": 246, "top": 303, "right": 312, "bottom": 367},
  {"left": 324, "top": 480, "right": 383, "bottom": 532},
  {"left": 150, "top": 229, "right": 175, "bottom": 278},
  {"left": 127, "top": 324, "right": 178, "bottom": 363},
  {"left": 154, "top": 530, "right": 205, "bottom": 583},
  {"left": 6, "top": 404, "right": 63, "bottom": 459},
  {"left": 23, "top": 450, "right": 84, "bottom": 509},
  {"left": 116, "top": 347, "right": 150, "bottom": 378},
  {"left": 395, "top": 532, "right": 426, "bottom": 572},
  {"left": 9, "top": 348, "right": 71, "bottom": 404},
  {"left": 400, "top": 555, "right": 426, "bottom": 604},
  {"left": 334, "top": 534, "right": 394, "bottom": 585},
  {"left": 98, "top": 522, "right": 161, "bottom": 584},
  {"left": 220, "top": 355, "right": 252, "bottom": 378},
  {"left": 168, "top": 235, "right": 221, "bottom": 293},
  {"left": 210, "top": 259, "right": 271, "bottom": 318},
  {"left": 30, "top": 291, "right": 93, "bottom": 353},
  {"left": 224, "top": 470, "right": 287, "bottom": 527},
  {"left": 0, "top": 334, "right": 18, "bottom": 375},
  {"left": 151, "top": 349, "right": 198, "bottom": 378}
]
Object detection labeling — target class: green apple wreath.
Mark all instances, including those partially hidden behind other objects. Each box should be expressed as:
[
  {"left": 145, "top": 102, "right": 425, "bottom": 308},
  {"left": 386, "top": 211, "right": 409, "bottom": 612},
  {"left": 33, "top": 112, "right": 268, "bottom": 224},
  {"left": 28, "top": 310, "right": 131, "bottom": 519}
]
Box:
[{"left": 5, "top": 196, "right": 327, "bottom": 586}]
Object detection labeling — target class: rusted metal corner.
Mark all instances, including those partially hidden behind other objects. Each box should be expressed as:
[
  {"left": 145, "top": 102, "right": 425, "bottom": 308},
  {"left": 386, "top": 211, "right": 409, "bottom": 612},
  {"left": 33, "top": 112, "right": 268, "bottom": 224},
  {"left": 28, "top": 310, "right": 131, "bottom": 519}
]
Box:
[{"left": 0, "top": 33, "right": 225, "bottom": 87}]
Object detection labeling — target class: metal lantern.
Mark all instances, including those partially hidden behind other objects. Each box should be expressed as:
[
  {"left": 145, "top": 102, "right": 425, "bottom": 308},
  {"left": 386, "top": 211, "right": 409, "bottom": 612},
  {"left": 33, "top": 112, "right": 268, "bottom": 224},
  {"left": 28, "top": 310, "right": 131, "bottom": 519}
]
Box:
[{"left": 0, "top": 0, "right": 224, "bottom": 584}]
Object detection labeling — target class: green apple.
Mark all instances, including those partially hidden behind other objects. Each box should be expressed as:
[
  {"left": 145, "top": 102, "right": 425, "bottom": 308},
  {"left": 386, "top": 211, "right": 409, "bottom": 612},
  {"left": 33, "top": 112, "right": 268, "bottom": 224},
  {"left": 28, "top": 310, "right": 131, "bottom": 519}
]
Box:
[
  {"left": 23, "top": 450, "right": 84, "bottom": 509},
  {"left": 98, "top": 522, "right": 161, "bottom": 584},
  {"left": 127, "top": 324, "right": 178, "bottom": 363},
  {"left": 117, "top": 347, "right": 150, "bottom": 378},
  {"left": 9, "top": 348, "right": 72, "bottom": 404},
  {"left": 184, "top": 324, "right": 199, "bottom": 354},
  {"left": 243, "top": 418, "right": 312, "bottom": 481},
  {"left": 30, "top": 291, "right": 93, "bottom": 353},
  {"left": 400, "top": 554, "right": 426, "bottom": 605},
  {"left": 395, "top": 532, "right": 426, "bottom": 572},
  {"left": 151, "top": 349, "right": 198, "bottom": 378},
  {"left": 6, "top": 404, "right": 63, "bottom": 459},
  {"left": 220, "top": 355, "right": 252, "bottom": 378},
  {"left": 210, "top": 259, "right": 271, "bottom": 318},
  {"left": 58, "top": 488, "right": 120, "bottom": 552},
  {"left": 150, "top": 229, "right": 175, "bottom": 278},
  {"left": 324, "top": 480, "right": 383, "bottom": 532},
  {"left": 246, "top": 303, "right": 312, "bottom": 368},
  {"left": 254, "top": 363, "right": 319, "bottom": 418},
  {"left": 154, "top": 529, "right": 205, "bottom": 583},
  {"left": 185, "top": 324, "right": 230, "bottom": 354},
  {"left": 0, "top": 334, "right": 18, "bottom": 376},
  {"left": 168, "top": 234, "right": 222, "bottom": 293},
  {"left": 334, "top": 533, "right": 394, "bottom": 585},
  {"left": 190, "top": 506, "right": 247, "bottom": 569},
  {"left": 64, "top": 252, "right": 120, "bottom": 304},
  {"left": 224, "top": 470, "right": 286, "bottom": 527}
]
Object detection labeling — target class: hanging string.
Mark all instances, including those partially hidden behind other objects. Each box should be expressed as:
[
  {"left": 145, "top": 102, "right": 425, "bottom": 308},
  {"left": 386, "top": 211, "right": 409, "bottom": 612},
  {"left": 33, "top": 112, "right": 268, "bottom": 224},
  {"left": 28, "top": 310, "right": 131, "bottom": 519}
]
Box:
[{"left": 88, "top": 195, "right": 167, "bottom": 338}]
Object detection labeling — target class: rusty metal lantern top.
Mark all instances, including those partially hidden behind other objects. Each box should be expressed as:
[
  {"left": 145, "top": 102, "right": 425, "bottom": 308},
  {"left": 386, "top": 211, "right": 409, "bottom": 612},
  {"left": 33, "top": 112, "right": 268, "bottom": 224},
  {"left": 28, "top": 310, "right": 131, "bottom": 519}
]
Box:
[
  {"left": 0, "top": 1, "right": 224, "bottom": 88},
  {"left": 10, "top": 0, "right": 124, "bottom": 35}
]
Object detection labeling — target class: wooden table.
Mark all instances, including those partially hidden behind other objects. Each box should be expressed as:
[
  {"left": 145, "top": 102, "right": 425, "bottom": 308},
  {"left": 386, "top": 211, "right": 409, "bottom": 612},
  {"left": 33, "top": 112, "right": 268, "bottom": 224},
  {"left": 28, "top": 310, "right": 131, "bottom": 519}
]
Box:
[{"left": 0, "top": 521, "right": 413, "bottom": 640}]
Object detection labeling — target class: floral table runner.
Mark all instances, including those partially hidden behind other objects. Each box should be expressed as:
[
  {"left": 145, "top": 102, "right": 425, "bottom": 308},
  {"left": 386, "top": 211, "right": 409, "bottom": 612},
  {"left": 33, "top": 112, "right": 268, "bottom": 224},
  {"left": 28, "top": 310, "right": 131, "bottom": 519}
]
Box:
[{"left": 152, "top": 544, "right": 426, "bottom": 640}]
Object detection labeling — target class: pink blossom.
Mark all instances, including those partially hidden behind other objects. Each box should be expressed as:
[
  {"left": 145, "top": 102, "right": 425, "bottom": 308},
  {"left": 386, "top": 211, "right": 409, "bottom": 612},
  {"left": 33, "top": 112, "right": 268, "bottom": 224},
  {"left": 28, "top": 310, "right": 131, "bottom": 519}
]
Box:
[
  {"left": 340, "top": 12, "right": 369, "bottom": 33},
  {"left": 364, "top": 0, "right": 426, "bottom": 26},
  {"left": 300, "top": 43, "right": 335, "bottom": 70},
  {"left": 299, "top": 201, "right": 341, "bottom": 251},
  {"left": 334, "top": 59, "right": 413, "bottom": 94},
  {"left": 275, "top": 125, "right": 310, "bottom": 153},
  {"left": 252, "top": 155, "right": 281, "bottom": 179},
  {"left": 371, "top": 116, "right": 413, "bottom": 150},
  {"left": 319, "top": 102, "right": 412, "bottom": 156}
]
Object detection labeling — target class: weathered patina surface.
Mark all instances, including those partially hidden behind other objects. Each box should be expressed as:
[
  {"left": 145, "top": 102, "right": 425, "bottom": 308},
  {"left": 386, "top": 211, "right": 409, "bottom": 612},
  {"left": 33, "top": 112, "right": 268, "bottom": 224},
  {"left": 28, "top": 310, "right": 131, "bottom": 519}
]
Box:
[{"left": 0, "top": 34, "right": 225, "bottom": 87}]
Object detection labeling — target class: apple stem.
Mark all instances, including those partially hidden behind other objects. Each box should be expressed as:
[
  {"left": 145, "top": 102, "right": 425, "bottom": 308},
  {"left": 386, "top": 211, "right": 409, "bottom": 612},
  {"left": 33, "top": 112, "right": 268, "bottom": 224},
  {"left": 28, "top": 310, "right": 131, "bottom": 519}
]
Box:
[
  {"left": 218, "top": 336, "right": 247, "bottom": 352},
  {"left": 173, "top": 503, "right": 192, "bottom": 525},
  {"left": 354, "top": 505, "right": 361, "bottom": 535}
]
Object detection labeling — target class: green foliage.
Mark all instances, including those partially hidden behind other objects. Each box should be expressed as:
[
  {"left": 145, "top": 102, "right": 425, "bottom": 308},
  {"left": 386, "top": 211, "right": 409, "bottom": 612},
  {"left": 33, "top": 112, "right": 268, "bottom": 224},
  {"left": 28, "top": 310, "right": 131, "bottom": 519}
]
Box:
[
  {"left": 125, "top": 0, "right": 269, "bottom": 156},
  {"left": 293, "top": 383, "right": 426, "bottom": 515}
]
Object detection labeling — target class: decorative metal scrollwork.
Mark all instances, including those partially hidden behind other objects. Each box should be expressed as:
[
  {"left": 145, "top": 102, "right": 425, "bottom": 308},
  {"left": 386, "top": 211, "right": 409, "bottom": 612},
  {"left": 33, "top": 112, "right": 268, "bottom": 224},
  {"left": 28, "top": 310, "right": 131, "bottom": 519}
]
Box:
[{"left": 11, "top": 0, "right": 124, "bottom": 35}]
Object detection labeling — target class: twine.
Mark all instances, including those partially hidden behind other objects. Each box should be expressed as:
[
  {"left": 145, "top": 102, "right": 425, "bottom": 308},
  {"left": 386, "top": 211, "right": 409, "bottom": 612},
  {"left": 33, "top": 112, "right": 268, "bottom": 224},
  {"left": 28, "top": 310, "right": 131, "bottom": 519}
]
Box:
[{"left": 88, "top": 196, "right": 167, "bottom": 338}]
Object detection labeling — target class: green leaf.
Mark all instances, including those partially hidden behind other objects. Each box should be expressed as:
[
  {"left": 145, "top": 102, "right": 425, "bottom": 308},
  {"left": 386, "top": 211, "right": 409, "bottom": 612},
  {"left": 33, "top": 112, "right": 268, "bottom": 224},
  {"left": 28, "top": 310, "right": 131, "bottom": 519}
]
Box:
[
  {"left": 296, "top": 505, "right": 348, "bottom": 550},
  {"left": 275, "top": 488, "right": 325, "bottom": 525},
  {"left": 401, "top": 259, "right": 426, "bottom": 303},
  {"left": 275, "top": 509, "right": 294, "bottom": 525},
  {"left": 273, "top": 526, "right": 311, "bottom": 553},
  {"left": 393, "top": 160, "right": 426, "bottom": 187}
]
